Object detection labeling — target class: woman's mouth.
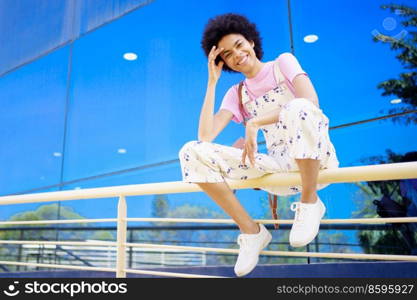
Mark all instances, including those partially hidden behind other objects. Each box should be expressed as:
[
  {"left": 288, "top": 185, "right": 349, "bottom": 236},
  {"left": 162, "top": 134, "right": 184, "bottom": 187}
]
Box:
[{"left": 237, "top": 55, "right": 249, "bottom": 66}]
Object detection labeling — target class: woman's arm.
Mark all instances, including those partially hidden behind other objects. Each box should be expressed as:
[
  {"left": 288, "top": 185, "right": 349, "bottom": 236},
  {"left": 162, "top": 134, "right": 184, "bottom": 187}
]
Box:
[
  {"left": 293, "top": 74, "right": 319, "bottom": 108},
  {"left": 247, "top": 74, "right": 319, "bottom": 128},
  {"left": 198, "top": 46, "right": 227, "bottom": 141},
  {"left": 198, "top": 82, "right": 216, "bottom": 141}
]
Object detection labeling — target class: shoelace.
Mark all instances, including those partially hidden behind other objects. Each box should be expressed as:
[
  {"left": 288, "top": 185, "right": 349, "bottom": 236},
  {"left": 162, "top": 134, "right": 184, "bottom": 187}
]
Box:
[
  {"left": 290, "top": 202, "right": 308, "bottom": 224},
  {"left": 237, "top": 232, "right": 259, "bottom": 248},
  {"left": 237, "top": 235, "right": 250, "bottom": 249}
]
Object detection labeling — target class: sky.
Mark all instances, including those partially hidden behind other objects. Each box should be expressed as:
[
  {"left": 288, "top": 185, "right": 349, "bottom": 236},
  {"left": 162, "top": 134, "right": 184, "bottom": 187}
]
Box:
[{"left": 0, "top": 0, "right": 416, "bottom": 242}]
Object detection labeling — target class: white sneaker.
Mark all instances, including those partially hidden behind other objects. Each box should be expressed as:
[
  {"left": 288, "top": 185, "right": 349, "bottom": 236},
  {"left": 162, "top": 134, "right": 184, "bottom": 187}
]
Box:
[
  {"left": 289, "top": 197, "right": 325, "bottom": 248},
  {"left": 234, "top": 223, "right": 272, "bottom": 277}
]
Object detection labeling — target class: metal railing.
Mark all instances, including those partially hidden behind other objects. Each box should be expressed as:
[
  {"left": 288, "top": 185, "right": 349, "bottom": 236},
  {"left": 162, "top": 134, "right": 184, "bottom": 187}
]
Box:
[
  {"left": 0, "top": 161, "right": 416, "bottom": 278},
  {"left": 0, "top": 222, "right": 410, "bottom": 270}
]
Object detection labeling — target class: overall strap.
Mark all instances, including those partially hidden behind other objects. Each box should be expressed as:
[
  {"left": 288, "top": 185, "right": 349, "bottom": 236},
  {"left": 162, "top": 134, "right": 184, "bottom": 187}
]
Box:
[
  {"left": 238, "top": 59, "right": 285, "bottom": 127},
  {"left": 237, "top": 81, "right": 247, "bottom": 127}
]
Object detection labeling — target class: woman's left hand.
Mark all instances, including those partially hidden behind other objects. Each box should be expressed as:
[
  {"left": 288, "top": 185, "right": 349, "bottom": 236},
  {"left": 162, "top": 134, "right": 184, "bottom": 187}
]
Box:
[{"left": 241, "top": 121, "right": 260, "bottom": 167}]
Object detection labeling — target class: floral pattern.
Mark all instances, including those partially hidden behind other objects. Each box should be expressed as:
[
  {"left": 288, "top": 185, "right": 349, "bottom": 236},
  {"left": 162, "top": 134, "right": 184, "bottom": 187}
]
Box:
[{"left": 178, "top": 62, "right": 340, "bottom": 196}]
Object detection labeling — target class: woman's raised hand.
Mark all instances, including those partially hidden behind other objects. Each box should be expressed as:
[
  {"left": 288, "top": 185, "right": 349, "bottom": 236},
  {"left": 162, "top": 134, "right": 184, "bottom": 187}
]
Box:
[{"left": 207, "top": 45, "right": 224, "bottom": 85}]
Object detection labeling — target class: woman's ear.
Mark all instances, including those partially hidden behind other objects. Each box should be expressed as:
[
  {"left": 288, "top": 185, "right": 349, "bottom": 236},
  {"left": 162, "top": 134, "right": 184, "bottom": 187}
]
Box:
[{"left": 250, "top": 40, "right": 255, "bottom": 48}]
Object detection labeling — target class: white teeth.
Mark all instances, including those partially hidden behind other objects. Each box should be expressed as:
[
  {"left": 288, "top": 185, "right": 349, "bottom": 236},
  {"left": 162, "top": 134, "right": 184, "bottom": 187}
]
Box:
[{"left": 238, "top": 55, "right": 248, "bottom": 65}]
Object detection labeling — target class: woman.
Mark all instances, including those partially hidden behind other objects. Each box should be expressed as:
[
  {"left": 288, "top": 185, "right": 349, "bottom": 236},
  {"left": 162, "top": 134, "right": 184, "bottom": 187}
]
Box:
[{"left": 179, "top": 13, "right": 339, "bottom": 277}]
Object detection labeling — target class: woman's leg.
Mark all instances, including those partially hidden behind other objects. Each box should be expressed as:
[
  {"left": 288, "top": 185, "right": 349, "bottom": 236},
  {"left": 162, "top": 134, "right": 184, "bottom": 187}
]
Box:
[
  {"left": 289, "top": 157, "right": 324, "bottom": 247},
  {"left": 279, "top": 98, "right": 329, "bottom": 203},
  {"left": 295, "top": 158, "right": 320, "bottom": 204},
  {"left": 278, "top": 98, "right": 328, "bottom": 247},
  {"left": 197, "top": 181, "right": 259, "bottom": 234},
  {"left": 179, "top": 140, "right": 284, "bottom": 234},
  {"left": 178, "top": 140, "right": 281, "bottom": 276}
]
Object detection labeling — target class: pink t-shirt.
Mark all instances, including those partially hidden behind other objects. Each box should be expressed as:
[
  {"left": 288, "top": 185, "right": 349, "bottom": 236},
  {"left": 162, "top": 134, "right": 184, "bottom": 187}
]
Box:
[{"left": 219, "top": 52, "right": 308, "bottom": 124}]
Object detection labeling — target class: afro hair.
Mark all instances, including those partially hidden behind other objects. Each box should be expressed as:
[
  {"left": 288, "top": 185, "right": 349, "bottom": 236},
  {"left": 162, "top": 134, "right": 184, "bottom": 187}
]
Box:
[{"left": 201, "top": 13, "right": 263, "bottom": 73}]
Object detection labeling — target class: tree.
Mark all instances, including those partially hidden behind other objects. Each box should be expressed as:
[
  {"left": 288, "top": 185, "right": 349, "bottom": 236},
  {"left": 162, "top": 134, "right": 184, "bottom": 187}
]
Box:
[
  {"left": 373, "top": 4, "right": 417, "bottom": 125},
  {"left": 0, "top": 203, "right": 117, "bottom": 270},
  {"left": 152, "top": 194, "right": 169, "bottom": 219},
  {"left": 0, "top": 204, "right": 83, "bottom": 270},
  {"left": 0, "top": 203, "right": 86, "bottom": 241}
]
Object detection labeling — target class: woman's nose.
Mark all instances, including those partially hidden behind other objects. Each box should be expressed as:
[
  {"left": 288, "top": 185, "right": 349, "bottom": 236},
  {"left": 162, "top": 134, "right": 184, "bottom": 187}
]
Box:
[{"left": 234, "top": 52, "right": 245, "bottom": 62}]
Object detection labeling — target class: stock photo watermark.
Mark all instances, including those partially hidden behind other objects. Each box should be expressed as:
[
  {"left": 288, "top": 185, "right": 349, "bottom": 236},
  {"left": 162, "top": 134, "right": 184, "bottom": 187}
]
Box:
[
  {"left": 371, "top": 9, "right": 408, "bottom": 41},
  {"left": 2, "top": 281, "right": 128, "bottom": 297}
]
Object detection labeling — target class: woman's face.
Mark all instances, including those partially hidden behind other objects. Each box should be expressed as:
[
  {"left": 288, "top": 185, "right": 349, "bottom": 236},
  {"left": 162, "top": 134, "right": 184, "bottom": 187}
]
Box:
[{"left": 218, "top": 33, "right": 256, "bottom": 72}]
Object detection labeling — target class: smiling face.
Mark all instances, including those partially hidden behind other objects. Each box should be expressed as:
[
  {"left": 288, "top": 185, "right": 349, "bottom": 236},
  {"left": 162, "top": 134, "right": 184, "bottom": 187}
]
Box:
[{"left": 218, "top": 33, "right": 257, "bottom": 73}]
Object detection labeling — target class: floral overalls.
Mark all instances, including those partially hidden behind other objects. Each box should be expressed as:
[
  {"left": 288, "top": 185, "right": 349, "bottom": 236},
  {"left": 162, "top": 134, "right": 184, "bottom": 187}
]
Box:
[{"left": 179, "top": 58, "right": 340, "bottom": 196}]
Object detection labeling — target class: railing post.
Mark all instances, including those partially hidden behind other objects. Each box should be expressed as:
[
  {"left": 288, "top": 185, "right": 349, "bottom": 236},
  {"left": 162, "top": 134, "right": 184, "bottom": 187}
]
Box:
[
  {"left": 128, "top": 229, "right": 133, "bottom": 269},
  {"left": 16, "top": 229, "right": 24, "bottom": 271},
  {"left": 116, "top": 196, "right": 127, "bottom": 278}
]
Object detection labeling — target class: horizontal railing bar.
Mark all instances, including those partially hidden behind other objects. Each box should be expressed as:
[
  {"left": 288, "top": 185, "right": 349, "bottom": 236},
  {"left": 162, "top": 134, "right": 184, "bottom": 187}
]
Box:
[
  {"left": 126, "top": 217, "right": 417, "bottom": 224},
  {"left": 125, "top": 243, "right": 417, "bottom": 261},
  {"left": 0, "top": 224, "right": 397, "bottom": 231},
  {"left": 0, "top": 240, "right": 116, "bottom": 246},
  {"left": 0, "top": 260, "right": 116, "bottom": 272},
  {"left": 0, "top": 218, "right": 117, "bottom": 225},
  {"left": 0, "top": 217, "right": 414, "bottom": 227},
  {"left": 124, "top": 268, "right": 228, "bottom": 278},
  {"left": 18, "top": 247, "right": 203, "bottom": 254},
  {"left": 0, "top": 162, "right": 416, "bottom": 205}
]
